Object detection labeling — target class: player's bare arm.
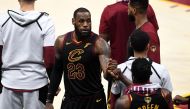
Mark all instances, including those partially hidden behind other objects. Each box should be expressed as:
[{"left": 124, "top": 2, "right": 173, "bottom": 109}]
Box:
[
  {"left": 115, "top": 95, "right": 130, "bottom": 109},
  {"left": 45, "top": 35, "right": 65, "bottom": 109},
  {"left": 94, "top": 37, "right": 117, "bottom": 79},
  {"left": 94, "top": 37, "right": 110, "bottom": 78},
  {"left": 161, "top": 89, "right": 174, "bottom": 109}
]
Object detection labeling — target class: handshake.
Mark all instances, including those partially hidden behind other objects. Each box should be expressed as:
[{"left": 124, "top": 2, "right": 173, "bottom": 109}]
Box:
[{"left": 106, "top": 58, "right": 132, "bottom": 86}]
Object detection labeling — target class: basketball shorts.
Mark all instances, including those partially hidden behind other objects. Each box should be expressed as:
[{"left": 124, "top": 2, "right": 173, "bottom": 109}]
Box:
[{"left": 61, "top": 90, "right": 107, "bottom": 109}]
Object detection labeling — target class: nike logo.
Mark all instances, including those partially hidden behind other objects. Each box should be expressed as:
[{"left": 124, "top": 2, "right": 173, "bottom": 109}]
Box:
[
  {"left": 96, "top": 98, "right": 102, "bottom": 103},
  {"left": 66, "top": 42, "right": 72, "bottom": 45},
  {"left": 84, "top": 43, "right": 92, "bottom": 48}
]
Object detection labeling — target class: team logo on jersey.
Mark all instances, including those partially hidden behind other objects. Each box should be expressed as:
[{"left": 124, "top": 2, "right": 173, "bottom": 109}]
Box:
[
  {"left": 84, "top": 43, "right": 92, "bottom": 48},
  {"left": 150, "top": 45, "right": 157, "bottom": 52},
  {"left": 68, "top": 49, "right": 84, "bottom": 62},
  {"left": 144, "top": 96, "right": 152, "bottom": 104}
]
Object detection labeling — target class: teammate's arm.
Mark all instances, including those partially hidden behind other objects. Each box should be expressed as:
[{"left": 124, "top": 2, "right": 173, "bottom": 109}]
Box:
[
  {"left": 115, "top": 95, "right": 130, "bottom": 109},
  {"left": 173, "top": 95, "right": 189, "bottom": 105},
  {"left": 161, "top": 88, "right": 174, "bottom": 109},
  {"left": 45, "top": 36, "right": 64, "bottom": 109}
]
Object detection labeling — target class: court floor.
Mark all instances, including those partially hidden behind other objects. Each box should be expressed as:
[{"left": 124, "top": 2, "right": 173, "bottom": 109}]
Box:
[{"left": 0, "top": 0, "right": 190, "bottom": 108}]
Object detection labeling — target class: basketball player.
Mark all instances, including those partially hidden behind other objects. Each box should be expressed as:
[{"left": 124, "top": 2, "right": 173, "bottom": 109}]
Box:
[
  {"left": 99, "top": 1, "right": 159, "bottom": 107},
  {"left": 127, "top": 0, "right": 160, "bottom": 64},
  {"left": 115, "top": 58, "right": 174, "bottom": 109},
  {"left": 0, "top": 0, "right": 55, "bottom": 108},
  {"left": 110, "top": 29, "right": 173, "bottom": 109},
  {"left": 45, "top": 7, "right": 116, "bottom": 109}
]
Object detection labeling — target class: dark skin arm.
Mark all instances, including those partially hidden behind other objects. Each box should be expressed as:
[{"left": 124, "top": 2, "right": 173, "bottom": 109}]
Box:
[
  {"left": 45, "top": 35, "right": 65, "bottom": 109},
  {"left": 161, "top": 88, "right": 174, "bottom": 109},
  {"left": 173, "top": 95, "right": 189, "bottom": 105},
  {"left": 94, "top": 37, "right": 117, "bottom": 80}
]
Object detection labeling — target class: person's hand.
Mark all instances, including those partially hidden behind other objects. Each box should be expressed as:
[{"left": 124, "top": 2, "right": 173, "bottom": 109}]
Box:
[
  {"left": 45, "top": 103, "right": 54, "bottom": 109},
  {"left": 55, "top": 87, "right": 61, "bottom": 96},
  {"left": 106, "top": 59, "right": 118, "bottom": 79},
  {"left": 112, "top": 68, "right": 132, "bottom": 86},
  {"left": 112, "top": 68, "right": 122, "bottom": 80},
  {"left": 173, "top": 95, "right": 189, "bottom": 105}
]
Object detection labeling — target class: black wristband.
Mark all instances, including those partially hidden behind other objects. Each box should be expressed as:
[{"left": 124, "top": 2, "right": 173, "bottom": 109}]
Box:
[{"left": 46, "top": 93, "right": 54, "bottom": 103}]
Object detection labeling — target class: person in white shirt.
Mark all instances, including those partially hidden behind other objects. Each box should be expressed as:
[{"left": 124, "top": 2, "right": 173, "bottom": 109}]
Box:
[
  {"left": 110, "top": 29, "right": 173, "bottom": 109},
  {"left": 0, "top": 0, "right": 56, "bottom": 109}
]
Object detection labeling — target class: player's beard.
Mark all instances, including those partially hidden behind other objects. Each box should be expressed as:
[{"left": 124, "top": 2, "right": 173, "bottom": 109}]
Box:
[
  {"left": 75, "top": 26, "right": 91, "bottom": 40},
  {"left": 128, "top": 14, "right": 135, "bottom": 22}
]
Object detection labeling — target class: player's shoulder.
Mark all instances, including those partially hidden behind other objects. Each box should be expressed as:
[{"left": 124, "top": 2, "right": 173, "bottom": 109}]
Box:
[
  {"left": 152, "top": 62, "right": 169, "bottom": 75},
  {"left": 152, "top": 62, "right": 166, "bottom": 69},
  {"left": 94, "top": 32, "right": 105, "bottom": 43},
  {"left": 56, "top": 32, "right": 71, "bottom": 42},
  {"left": 141, "top": 22, "right": 157, "bottom": 34},
  {"left": 54, "top": 33, "right": 69, "bottom": 50}
]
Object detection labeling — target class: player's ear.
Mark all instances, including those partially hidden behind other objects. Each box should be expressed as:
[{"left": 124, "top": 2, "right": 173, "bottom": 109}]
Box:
[{"left": 72, "top": 18, "right": 75, "bottom": 25}]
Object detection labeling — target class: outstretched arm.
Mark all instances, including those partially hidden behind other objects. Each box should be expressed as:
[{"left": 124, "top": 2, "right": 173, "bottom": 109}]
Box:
[
  {"left": 94, "top": 37, "right": 117, "bottom": 80},
  {"left": 45, "top": 35, "right": 65, "bottom": 109},
  {"left": 173, "top": 95, "right": 189, "bottom": 105}
]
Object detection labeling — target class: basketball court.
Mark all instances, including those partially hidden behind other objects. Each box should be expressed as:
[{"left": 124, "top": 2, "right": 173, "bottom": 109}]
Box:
[{"left": 0, "top": 0, "right": 190, "bottom": 108}]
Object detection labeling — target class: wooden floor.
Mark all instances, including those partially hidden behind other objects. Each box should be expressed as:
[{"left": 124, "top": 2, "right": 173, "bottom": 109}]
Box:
[{"left": 1, "top": 0, "right": 190, "bottom": 108}]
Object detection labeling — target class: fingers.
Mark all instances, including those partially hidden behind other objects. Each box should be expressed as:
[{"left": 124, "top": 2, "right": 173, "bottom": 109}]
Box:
[
  {"left": 106, "top": 58, "right": 125, "bottom": 80},
  {"left": 107, "top": 59, "right": 118, "bottom": 71},
  {"left": 112, "top": 68, "right": 122, "bottom": 79},
  {"left": 173, "top": 95, "right": 189, "bottom": 105}
]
